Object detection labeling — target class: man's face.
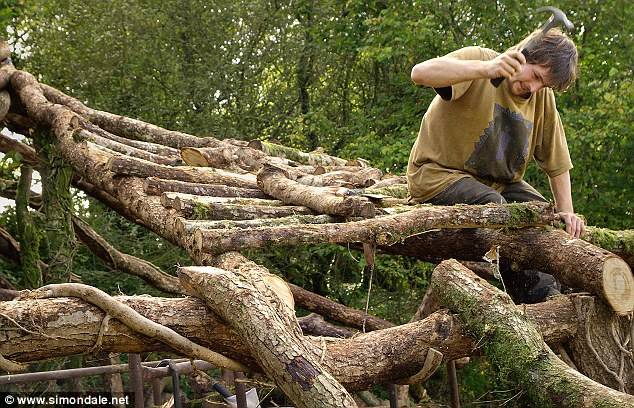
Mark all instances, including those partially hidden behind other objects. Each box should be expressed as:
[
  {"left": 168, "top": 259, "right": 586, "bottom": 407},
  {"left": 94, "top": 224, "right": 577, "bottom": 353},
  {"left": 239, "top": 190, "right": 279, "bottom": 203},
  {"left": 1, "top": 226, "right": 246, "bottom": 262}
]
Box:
[{"left": 508, "top": 64, "right": 551, "bottom": 97}]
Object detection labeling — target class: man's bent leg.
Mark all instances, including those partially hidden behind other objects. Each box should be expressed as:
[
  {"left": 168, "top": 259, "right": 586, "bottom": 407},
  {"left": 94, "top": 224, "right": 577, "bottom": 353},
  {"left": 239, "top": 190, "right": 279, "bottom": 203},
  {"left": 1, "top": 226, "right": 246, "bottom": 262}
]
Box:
[
  {"left": 501, "top": 180, "right": 547, "bottom": 203},
  {"left": 428, "top": 177, "right": 506, "bottom": 205}
]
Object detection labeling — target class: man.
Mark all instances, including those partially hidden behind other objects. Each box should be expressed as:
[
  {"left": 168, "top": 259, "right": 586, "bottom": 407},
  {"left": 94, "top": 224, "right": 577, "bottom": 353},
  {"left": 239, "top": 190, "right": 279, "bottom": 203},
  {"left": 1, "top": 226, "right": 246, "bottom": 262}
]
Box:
[{"left": 407, "top": 29, "right": 584, "bottom": 301}]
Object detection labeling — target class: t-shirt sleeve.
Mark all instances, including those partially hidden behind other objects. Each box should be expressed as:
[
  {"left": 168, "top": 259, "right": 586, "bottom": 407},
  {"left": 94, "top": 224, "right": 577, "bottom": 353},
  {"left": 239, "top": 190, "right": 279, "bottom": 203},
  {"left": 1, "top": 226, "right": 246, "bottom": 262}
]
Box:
[
  {"left": 533, "top": 90, "right": 573, "bottom": 177},
  {"left": 434, "top": 46, "right": 487, "bottom": 101}
]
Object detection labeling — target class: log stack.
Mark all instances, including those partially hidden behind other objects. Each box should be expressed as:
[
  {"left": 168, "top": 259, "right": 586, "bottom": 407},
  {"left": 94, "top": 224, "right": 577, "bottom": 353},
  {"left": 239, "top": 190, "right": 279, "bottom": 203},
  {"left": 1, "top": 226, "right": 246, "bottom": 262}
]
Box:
[{"left": 1, "top": 57, "right": 633, "bottom": 407}]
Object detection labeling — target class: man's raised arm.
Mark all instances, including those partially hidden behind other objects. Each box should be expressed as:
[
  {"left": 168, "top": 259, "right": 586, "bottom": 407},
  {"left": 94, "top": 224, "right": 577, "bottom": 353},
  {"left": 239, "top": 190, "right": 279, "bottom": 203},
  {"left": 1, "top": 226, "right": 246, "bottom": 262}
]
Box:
[{"left": 411, "top": 50, "right": 527, "bottom": 88}]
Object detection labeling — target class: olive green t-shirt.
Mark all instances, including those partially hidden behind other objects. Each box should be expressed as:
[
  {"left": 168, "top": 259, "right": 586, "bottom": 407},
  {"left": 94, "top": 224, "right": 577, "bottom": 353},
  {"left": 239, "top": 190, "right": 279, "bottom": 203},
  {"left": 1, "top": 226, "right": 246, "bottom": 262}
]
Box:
[{"left": 407, "top": 46, "right": 572, "bottom": 202}]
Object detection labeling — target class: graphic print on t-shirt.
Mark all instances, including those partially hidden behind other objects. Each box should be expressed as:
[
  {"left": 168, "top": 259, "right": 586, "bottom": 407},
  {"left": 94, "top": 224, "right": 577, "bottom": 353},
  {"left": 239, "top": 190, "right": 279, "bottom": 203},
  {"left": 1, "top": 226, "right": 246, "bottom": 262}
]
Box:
[{"left": 464, "top": 103, "right": 532, "bottom": 183}]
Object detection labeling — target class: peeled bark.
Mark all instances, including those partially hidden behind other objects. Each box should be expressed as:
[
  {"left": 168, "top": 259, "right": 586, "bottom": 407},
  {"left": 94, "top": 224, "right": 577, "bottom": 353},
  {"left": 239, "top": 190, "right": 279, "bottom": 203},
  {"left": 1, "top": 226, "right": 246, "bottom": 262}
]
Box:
[
  {"left": 384, "top": 227, "right": 634, "bottom": 315},
  {"left": 258, "top": 165, "right": 375, "bottom": 218},
  {"left": 432, "top": 259, "right": 634, "bottom": 407},
  {"left": 178, "top": 266, "right": 358, "bottom": 407},
  {"left": 107, "top": 156, "right": 258, "bottom": 188},
  {"left": 143, "top": 177, "right": 268, "bottom": 198},
  {"left": 194, "top": 202, "right": 556, "bottom": 254}
]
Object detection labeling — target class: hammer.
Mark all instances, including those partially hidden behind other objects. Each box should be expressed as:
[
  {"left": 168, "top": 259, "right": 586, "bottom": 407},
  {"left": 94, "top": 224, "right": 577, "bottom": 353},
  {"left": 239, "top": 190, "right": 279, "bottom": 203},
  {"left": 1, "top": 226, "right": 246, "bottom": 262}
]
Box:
[{"left": 491, "top": 6, "right": 574, "bottom": 87}]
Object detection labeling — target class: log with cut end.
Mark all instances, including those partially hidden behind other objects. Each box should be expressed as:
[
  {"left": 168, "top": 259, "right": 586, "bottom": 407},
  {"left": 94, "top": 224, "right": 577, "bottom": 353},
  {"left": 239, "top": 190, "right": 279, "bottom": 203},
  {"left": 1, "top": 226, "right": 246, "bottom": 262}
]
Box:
[
  {"left": 193, "top": 202, "right": 556, "bottom": 254},
  {"left": 248, "top": 140, "right": 348, "bottom": 166},
  {"left": 178, "top": 266, "right": 358, "bottom": 407},
  {"left": 258, "top": 165, "right": 375, "bottom": 218},
  {"left": 431, "top": 259, "right": 634, "bottom": 407},
  {"left": 143, "top": 177, "right": 268, "bottom": 198},
  {"left": 383, "top": 227, "right": 634, "bottom": 315},
  {"left": 107, "top": 156, "right": 258, "bottom": 188}
]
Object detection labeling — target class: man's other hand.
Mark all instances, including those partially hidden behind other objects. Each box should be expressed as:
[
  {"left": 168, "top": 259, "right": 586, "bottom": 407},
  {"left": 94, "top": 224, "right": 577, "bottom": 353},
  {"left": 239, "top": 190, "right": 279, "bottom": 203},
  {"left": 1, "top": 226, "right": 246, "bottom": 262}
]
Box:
[{"left": 557, "top": 212, "right": 585, "bottom": 239}]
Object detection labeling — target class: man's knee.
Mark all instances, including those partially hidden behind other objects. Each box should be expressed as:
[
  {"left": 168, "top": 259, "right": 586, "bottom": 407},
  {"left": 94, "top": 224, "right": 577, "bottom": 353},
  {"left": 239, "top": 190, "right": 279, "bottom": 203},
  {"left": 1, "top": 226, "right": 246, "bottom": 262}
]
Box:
[{"left": 429, "top": 177, "right": 507, "bottom": 205}]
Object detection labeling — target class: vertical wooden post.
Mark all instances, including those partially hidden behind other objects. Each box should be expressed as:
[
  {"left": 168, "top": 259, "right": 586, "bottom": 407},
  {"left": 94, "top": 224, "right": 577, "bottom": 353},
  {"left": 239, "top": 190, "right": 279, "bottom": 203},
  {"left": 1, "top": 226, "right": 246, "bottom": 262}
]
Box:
[
  {"left": 151, "top": 378, "right": 163, "bottom": 406},
  {"left": 128, "top": 354, "right": 144, "bottom": 408},
  {"left": 447, "top": 360, "right": 460, "bottom": 408},
  {"left": 234, "top": 371, "right": 248, "bottom": 408}
]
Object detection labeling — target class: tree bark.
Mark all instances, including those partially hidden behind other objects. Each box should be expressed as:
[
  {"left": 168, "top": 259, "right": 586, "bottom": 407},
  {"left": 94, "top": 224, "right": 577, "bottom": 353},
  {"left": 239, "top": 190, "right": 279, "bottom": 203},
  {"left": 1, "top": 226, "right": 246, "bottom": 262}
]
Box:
[
  {"left": 143, "top": 177, "right": 268, "bottom": 198},
  {"left": 107, "top": 156, "right": 258, "bottom": 189},
  {"left": 167, "top": 197, "right": 315, "bottom": 220},
  {"left": 258, "top": 165, "right": 375, "bottom": 218},
  {"left": 298, "top": 313, "right": 356, "bottom": 338},
  {"left": 175, "top": 215, "right": 338, "bottom": 235},
  {"left": 193, "top": 202, "right": 556, "bottom": 254},
  {"left": 431, "top": 259, "right": 634, "bottom": 407},
  {"left": 15, "top": 164, "right": 42, "bottom": 288},
  {"left": 0, "top": 225, "right": 21, "bottom": 264},
  {"left": 0, "top": 132, "right": 39, "bottom": 166},
  {"left": 383, "top": 227, "right": 634, "bottom": 315},
  {"left": 0, "top": 90, "right": 10, "bottom": 121},
  {"left": 178, "top": 266, "right": 358, "bottom": 407}
]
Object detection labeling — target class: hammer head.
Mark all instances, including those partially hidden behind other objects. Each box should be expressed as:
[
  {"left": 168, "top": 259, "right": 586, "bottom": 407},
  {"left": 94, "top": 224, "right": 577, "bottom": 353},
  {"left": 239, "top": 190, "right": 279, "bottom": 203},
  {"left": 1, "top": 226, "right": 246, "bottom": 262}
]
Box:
[{"left": 536, "top": 6, "right": 574, "bottom": 33}]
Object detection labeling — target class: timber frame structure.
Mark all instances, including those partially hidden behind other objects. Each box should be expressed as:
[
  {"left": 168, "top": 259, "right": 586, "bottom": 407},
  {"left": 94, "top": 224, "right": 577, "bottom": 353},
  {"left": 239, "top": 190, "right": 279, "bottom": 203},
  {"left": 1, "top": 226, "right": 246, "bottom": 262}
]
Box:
[{"left": 2, "top": 44, "right": 634, "bottom": 407}]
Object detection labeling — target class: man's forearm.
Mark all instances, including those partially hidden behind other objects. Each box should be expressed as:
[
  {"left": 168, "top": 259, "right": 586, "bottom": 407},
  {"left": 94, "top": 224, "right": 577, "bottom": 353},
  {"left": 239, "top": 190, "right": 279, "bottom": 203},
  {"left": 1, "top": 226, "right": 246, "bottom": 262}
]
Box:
[
  {"left": 548, "top": 171, "right": 574, "bottom": 212},
  {"left": 410, "top": 58, "right": 489, "bottom": 88}
]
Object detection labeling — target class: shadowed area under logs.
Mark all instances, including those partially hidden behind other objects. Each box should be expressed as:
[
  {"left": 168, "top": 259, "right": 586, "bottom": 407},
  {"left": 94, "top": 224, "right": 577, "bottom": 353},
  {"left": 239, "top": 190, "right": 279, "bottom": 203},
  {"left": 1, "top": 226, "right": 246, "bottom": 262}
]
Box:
[{"left": 1, "top": 51, "right": 634, "bottom": 408}]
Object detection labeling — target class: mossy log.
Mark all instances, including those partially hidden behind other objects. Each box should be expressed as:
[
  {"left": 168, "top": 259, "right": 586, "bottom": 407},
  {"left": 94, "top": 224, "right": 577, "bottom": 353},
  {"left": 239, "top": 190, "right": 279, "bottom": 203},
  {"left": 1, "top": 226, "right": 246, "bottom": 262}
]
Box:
[
  {"left": 383, "top": 227, "right": 634, "bottom": 315},
  {"left": 0, "top": 293, "right": 581, "bottom": 390},
  {"left": 78, "top": 129, "right": 181, "bottom": 166},
  {"left": 365, "top": 183, "right": 409, "bottom": 199},
  {"left": 160, "top": 192, "right": 285, "bottom": 212},
  {"left": 431, "top": 259, "right": 634, "bottom": 407},
  {"left": 583, "top": 227, "right": 634, "bottom": 269},
  {"left": 15, "top": 164, "right": 42, "bottom": 288},
  {"left": 193, "top": 202, "right": 556, "bottom": 254},
  {"left": 258, "top": 165, "right": 375, "bottom": 218},
  {"left": 294, "top": 167, "right": 383, "bottom": 188},
  {"left": 248, "top": 140, "right": 348, "bottom": 166},
  {"left": 143, "top": 177, "right": 268, "bottom": 198},
  {"left": 107, "top": 156, "right": 258, "bottom": 188},
  {"left": 178, "top": 265, "right": 358, "bottom": 407}
]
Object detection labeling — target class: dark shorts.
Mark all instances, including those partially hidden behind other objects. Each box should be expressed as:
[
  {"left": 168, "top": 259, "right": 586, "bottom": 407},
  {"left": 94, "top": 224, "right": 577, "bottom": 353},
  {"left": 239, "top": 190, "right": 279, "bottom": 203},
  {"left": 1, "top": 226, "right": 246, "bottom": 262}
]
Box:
[{"left": 428, "top": 177, "right": 547, "bottom": 205}]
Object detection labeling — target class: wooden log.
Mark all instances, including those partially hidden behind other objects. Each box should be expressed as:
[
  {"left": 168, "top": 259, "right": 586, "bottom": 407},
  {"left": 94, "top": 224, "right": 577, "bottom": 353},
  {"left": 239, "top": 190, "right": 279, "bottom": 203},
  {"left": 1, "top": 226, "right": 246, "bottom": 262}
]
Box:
[
  {"left": 165, "top": 197, "right": 315, "bottom": 220},
  {"left": 107, "top": 156, "right": 258, "bottom": 189},
  {"left": 257, "top": 165, "right": 375, "bottom": 218},
  {"left": 298, "top": 314, "right": 356, "bottom": 338},
  {"left": 382, "top": 228, "right": 634, "bottom": 315},
  {"left": 178, "top": 266, "right": 358, "bottom": 407},
  {"left": 295, "top": 168, "right": 382, "bottom": 188},
  {"left": 40, "top": 84, "right": 236, "bottom": 149},
  {"left": 143, "top": 177, "right": 268, "bottom": 198},
  {"left": 289, "top": 283, "right": 393, "bottom": 331},
  {"left": 365, "top": 183, "right": 409, "bottom": 199},
  {"left": 193, "top": 202, "right": 556, "bottom": 254},
  {"left": 0, "top": 132, "right": 39, "bottom": 166},
  {"left": 0, "top": 226, "right": 21, "bottom": 264},
  {"left": 78, "top": 129, "right": 181, "bottom": 166},
  {"left": 81, "top": 120, "right": 180, "bottom": 157},
  {"left": 175, "top": 215, "right": 338, "bottom": 235},
  {"left": 431, "top": 259, "right": 634, "bottom": 407},
  {"left": 160, "top": 192, "right": 286, "bottom": 212},
  {"left": 248, "top": 140, "right": 348, "bottom": 167}
]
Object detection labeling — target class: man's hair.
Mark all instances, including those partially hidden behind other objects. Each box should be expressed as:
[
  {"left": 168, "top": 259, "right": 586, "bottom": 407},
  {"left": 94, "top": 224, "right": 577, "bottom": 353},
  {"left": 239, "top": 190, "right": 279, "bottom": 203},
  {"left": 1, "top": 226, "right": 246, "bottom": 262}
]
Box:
[{"left": 513, "top": 28, "right": 578, "bottom": 91}]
